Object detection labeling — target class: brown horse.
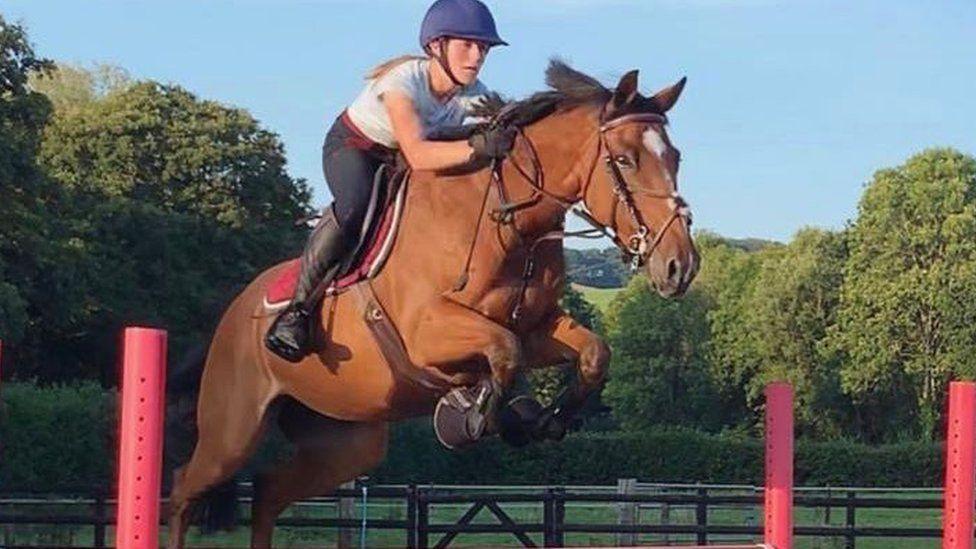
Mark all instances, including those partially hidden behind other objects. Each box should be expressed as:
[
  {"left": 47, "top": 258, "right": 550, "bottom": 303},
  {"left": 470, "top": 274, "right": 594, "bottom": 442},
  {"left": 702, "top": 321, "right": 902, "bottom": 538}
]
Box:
[{"left": 166, "top": 60, "right": 698, "bottom": 548}]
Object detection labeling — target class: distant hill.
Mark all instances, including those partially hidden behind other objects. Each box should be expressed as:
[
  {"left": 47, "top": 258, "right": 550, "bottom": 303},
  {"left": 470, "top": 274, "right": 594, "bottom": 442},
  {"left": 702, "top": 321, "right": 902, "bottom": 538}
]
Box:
[
  {"left": 565, "top": 236, "right": 779, "bottom": 289},
  {"left": 564, "top": 248, "right": 630, "bottom": 288},
  {"left": 720, "top": 237, "right": 780, "bottom": 252}
]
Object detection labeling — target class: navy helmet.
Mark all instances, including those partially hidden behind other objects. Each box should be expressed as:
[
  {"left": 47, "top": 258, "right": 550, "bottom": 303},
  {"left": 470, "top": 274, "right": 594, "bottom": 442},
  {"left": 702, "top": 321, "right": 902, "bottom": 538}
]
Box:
[{"left": 419, "top": 0, "right": 508, "bottom": 51}]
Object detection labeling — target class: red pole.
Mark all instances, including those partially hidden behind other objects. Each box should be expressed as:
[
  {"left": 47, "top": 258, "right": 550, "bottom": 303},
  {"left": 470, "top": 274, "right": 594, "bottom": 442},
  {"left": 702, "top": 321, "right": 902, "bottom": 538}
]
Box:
[
  {"left": 116, "top": 327, "right": 167, "bottom": 549},
  {"left": 765, "top": 382, "right": 793, "bottom": 549},
  {"left": 943, "top": 381, "right": 976, "bottom": 549}
]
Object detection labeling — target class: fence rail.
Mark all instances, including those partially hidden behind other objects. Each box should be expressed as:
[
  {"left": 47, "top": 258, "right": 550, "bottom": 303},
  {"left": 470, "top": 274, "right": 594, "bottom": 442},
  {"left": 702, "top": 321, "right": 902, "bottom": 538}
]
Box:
[{"left": 0, "top": 482, "right": 952, "bottom": 548}]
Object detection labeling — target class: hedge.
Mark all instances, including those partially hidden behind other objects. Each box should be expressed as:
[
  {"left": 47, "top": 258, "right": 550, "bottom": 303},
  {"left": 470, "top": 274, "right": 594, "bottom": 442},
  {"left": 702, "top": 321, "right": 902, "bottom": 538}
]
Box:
[{"left": 0, "top": 383, "right": 945, "bottom": 492}]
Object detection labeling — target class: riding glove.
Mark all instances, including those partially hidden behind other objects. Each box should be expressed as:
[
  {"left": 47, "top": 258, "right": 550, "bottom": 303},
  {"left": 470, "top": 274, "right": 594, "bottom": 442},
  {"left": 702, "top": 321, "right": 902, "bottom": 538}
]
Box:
[{"left": 468, "top": 126, "right": 517, "bottom": 162}]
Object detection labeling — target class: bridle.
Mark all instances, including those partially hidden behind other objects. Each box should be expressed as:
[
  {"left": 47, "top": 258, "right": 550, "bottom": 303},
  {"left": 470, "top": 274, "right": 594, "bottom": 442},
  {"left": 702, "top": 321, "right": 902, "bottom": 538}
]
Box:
[
  {"left": 587, "top": 112, "right": 692, "bottom": 271},
  {"left": 449, "top": 110, "right": 693, "bottom": 324},
  {"left": 493, "top": 111, "right": 692, "bottom": 272}
]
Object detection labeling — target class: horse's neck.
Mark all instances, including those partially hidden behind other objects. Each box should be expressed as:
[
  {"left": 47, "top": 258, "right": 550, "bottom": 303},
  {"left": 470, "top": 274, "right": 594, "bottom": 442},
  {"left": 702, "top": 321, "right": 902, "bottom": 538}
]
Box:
[
  {"left": 400, "top": 106, "right": 598, "bottom": 244},
  {"left": 495, "top": 107, "right": 600, "bottom": 238},
  {"left": 375, "top": 108, "right": 599, "bottom": 300}
]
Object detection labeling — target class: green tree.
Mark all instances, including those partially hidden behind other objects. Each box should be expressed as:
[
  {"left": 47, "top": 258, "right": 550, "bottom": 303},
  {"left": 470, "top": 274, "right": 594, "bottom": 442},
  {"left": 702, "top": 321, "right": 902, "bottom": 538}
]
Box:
[
  {"left": 602, "top": 277, "right": 722, "bottom": 431},
  {"left": 697, "top": 234, "right": 775, "bottom": 427},
  {"left": 39, "top": 81, "right": 309, "bottom": 227},
  {"left": 12, "top": 65, "right": 313, "bottom": 381},
  {"left": 28, "top": 62, "right": 131, "bottom": 114},
  {"left": 748, "top": 228, "right": 851, "bottom": 438},
  {"left": 561, "top": 282, "right": 603, "bottom": 334},
  {"left": 827, "top": 148, "right": 976, "bottom": 440},
  {"left": 0, "top": 15, "right": 55, "bottom": 349}
]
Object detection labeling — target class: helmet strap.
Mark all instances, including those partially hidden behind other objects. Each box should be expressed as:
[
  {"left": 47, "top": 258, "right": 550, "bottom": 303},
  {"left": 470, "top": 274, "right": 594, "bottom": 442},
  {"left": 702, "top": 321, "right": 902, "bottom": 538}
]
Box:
[{"left": 429, "top": 38, "right": 466, "bottom": 88}]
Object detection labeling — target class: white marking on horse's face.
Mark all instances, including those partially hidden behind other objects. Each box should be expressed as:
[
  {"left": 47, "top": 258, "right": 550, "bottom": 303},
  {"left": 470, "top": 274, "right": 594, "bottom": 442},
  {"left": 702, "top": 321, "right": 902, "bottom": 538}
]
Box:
[
  {"left": 641, "top": 126, "right": 676, "bottom": 189},
  {"left": 642, "top": 127, "right": 668, "bottom": 158}
]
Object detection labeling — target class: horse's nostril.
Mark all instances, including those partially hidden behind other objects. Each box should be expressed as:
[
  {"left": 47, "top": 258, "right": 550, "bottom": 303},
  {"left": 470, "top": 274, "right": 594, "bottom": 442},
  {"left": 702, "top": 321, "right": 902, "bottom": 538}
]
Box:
[{"left": 667, "top": 258, "right": 680, "bottom": 282}]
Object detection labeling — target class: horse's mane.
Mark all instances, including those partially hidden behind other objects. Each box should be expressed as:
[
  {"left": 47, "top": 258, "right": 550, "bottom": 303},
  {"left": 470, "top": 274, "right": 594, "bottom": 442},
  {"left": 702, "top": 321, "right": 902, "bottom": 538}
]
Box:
[{"left": 473, "top": 59, "right": 653, "bottom": 129}]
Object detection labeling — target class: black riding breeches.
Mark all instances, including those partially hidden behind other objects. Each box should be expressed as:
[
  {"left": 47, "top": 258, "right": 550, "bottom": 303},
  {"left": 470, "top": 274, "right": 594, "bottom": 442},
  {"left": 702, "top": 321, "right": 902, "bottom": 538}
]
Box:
[{"left": 321, "top": 113, "right": 391, "bottom": 231}]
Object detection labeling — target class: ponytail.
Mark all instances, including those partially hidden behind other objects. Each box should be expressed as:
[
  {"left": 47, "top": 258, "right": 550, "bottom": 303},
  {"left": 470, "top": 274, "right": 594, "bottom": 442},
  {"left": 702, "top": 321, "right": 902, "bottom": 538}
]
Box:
[{"left": 365, "top": 55, "right": 427, "bottom": 80}]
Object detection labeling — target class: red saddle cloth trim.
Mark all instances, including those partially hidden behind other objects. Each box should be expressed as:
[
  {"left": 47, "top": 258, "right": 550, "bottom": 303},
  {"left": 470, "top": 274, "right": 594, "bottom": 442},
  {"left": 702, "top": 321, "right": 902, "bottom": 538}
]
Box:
[{"left": 265, "top": 201, "right": 398, "bottom": 305}]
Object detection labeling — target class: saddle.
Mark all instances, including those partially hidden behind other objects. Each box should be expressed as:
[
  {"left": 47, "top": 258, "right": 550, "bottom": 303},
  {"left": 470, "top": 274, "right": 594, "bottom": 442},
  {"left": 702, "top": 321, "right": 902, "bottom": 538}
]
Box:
[
  {"left": 262, "top": 162, "right": 456, "bottom": 394},
  {"left": 264, "top": 163, "right": 408, "bottom": 308},
  {"left": 264, "top": 123, "right": 488, "bottom": 307}
]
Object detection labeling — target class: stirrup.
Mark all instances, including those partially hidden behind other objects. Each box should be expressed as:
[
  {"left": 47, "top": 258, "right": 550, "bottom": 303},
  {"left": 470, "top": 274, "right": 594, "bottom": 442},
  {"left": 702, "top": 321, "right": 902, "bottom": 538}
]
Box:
[{"left": 264, "top": 306, "right": 312, "bottom": 363}]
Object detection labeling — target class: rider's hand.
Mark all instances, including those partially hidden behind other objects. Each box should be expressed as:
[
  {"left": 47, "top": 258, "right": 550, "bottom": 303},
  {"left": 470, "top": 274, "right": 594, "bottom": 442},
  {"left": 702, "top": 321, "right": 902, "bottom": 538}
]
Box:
[{"left": 468, "top": 126, "right": 517, "bottom": 162}]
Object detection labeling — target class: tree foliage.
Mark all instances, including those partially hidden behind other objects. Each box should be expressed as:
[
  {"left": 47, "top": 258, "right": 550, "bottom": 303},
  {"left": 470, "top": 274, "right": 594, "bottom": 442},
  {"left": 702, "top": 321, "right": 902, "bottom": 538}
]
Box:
[
  {"left": 1, "top": 22, "right": 312, "bottom": 382},
  {"left": 747, "top": 228, "right": 851, "bottom": 438},
  {"left": 0, "top": 15, "right": 55, "bottom": 349},
  {"left": 28, "top": 62, "right": 131, "bottom": 114},
  {"left": 564, "top": 248, "right": 631, "bottom": 288},
  {"left": 697, "top": 235, "right": 772, "bottom": 428},
  {"left": 39, "top": 80, "right": 309, "bottom": 227},
  {"left": 602, "top": 277, "right": 724, "bottom": 431},
  {"left": 827, "top": 149, "right": 976, "bottom": 439}
]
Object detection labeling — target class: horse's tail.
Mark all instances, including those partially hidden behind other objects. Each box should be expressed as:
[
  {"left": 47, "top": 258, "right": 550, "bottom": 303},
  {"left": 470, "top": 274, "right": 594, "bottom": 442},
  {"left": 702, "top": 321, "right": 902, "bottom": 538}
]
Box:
[{"left": 166, "top": 340, "right": 240, "bottom": 533}]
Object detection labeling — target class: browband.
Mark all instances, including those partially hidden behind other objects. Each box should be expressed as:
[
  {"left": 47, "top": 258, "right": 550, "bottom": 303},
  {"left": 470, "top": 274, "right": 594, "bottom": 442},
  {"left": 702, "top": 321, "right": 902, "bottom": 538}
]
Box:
[{"left": 599, "top": 112, "right": 668, "bottom": 132}]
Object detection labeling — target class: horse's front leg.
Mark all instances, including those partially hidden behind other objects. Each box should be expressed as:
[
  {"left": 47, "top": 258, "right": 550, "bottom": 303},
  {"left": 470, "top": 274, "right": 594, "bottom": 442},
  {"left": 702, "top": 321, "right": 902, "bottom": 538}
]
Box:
[
  {"left": 405, "top": 296, "right": 523, "bottom": 432},
  {"left": 523, "top": 309, "right": 611, "bottom": 440}
]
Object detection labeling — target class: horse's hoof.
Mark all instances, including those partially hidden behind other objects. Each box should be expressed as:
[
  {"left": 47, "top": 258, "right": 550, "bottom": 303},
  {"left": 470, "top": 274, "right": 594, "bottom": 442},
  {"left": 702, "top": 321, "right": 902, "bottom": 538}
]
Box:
[
  {"left": 498, "top": 396, "right": 544, "bottom": 447},
  {"left": 533, "top": 410, "right": 568, "bottom": 442},
  {"left": 433, "top": 381, "right": 494, "bottom": 450}
]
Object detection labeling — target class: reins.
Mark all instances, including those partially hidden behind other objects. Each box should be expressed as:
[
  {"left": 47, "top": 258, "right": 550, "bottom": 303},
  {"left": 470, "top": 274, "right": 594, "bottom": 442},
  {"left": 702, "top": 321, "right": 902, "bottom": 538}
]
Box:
[{"left": 450, "top": 111, "right": 693, "bottom": 325}]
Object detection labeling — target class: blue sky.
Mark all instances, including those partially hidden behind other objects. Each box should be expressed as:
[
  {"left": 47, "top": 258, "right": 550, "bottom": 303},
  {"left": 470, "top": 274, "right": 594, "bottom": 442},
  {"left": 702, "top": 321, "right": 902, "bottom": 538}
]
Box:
[{"left": 3, "top": 0, "right": 974, "bottom": 244}]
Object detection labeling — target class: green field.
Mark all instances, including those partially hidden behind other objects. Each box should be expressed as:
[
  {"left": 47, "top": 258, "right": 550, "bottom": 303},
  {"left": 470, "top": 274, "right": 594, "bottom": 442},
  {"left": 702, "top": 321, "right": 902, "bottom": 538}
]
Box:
[
  {"left": 4, "top": 490, "right": 945, "bottom": 548},
  {"left": 572, "top": 283, "right": 622, "bottom": 313}
]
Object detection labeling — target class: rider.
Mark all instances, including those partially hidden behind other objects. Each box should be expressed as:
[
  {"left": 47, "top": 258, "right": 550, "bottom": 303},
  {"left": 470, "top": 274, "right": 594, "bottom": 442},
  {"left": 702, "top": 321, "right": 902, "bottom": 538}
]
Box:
[{"left": 265, "top": 0, "right": 517, "bottom": 362}]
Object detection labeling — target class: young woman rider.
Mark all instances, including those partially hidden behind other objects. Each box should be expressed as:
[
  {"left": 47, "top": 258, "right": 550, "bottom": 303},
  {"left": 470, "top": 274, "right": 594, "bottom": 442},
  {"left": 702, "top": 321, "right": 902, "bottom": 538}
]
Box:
[{"left": 265, "top": 0, "right": 516, "bottom": 362}]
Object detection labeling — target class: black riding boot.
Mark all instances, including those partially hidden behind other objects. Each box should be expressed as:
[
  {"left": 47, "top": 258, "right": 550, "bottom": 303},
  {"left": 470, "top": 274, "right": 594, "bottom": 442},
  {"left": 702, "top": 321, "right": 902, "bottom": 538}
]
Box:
[{"left": 265, "top": 208, "right": 349, "bottom": 362}]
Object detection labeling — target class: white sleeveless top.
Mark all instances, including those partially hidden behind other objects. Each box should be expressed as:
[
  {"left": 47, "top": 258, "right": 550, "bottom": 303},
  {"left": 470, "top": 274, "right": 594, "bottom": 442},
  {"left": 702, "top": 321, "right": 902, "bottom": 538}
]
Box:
[{"left": 345, "top": 58, "right": 489, "bottom": 149}]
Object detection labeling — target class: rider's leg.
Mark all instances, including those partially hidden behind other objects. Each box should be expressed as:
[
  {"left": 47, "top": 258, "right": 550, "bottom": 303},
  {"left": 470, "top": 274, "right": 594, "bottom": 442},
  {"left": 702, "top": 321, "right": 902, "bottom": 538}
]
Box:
[{"left": 264, "top": 131, "right": 381, "bottom": 362}]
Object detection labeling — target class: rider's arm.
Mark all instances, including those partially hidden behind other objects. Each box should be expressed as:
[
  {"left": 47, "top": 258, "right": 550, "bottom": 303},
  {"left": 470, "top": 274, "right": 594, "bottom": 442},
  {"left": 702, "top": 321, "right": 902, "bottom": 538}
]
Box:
[{"left": 383, "top": 90, "right": 475, "bottom": 171}]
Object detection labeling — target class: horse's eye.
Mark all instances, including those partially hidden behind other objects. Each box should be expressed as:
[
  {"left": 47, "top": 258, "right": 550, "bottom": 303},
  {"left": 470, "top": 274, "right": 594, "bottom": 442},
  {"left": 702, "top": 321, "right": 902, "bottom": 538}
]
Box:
[{"left": 614, "top": 155, "right": 634, "bottom": 169}]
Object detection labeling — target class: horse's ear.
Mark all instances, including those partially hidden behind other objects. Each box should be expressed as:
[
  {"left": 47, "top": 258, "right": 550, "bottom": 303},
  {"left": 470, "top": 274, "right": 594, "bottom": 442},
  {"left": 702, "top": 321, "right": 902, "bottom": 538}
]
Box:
[
  {"left": 611, "top": 70, "right": 640, "bottom": 109},
  {"left": 649, "top": 76, "right": 687, "bottom": 113}
]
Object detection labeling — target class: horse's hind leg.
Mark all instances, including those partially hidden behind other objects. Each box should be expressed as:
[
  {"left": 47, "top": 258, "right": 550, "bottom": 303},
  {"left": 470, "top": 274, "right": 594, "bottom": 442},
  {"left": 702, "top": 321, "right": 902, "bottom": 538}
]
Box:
[
  {"left": 166, "top": 353, "right": 276, "bottom": 549},
  {"left": 250, "top": 400, "right": 389, "bottom": 549}
]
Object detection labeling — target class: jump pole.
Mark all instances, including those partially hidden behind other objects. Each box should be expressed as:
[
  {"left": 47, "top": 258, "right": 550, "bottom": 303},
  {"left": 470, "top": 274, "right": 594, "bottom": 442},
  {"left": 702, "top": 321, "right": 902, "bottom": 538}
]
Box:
[
  {"left": 108, "top": 335, "right": 794, "bottom": 549},
  {"left": 943, "top": 381, "right": 976, "bottom": 549},
  {"left": 633, "top": 382, "right": 792, "bottom": 549},
  {"left": 116, "top": 327, "right": 167, "bottom": 549},
  {"left": 765, "top": 382, "right": 793, "bottom": 549}
]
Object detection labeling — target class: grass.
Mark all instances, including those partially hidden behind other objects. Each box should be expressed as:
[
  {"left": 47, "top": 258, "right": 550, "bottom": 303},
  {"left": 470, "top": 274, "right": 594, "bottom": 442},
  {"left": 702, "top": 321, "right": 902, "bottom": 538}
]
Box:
[
  {"left": 2, "top": 490, "right": 946, "bottom": 548},
  {"left": 572, "top": 283, "right": 622, "bottom": 313}
]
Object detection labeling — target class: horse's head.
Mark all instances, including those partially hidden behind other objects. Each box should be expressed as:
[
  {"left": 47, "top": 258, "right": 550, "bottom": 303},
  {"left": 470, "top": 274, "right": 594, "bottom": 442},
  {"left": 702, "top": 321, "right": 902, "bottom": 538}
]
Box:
[
  {"left": 482, "top": 61, "right": 699, "bottom": 296},
  {"left": 578, "top": 70, "right": 698, "bottom": 297}
]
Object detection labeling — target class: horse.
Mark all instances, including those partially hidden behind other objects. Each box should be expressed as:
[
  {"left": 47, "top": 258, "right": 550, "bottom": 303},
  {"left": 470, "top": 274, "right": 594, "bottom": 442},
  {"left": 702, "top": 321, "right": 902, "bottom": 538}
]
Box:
[{"left": 166, "top": 60, "right": 698, "bottom": 548}]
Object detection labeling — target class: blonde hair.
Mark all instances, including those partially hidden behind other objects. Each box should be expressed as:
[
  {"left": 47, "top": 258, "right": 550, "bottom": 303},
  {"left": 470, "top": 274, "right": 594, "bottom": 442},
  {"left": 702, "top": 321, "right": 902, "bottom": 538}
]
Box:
[{"left": 365, "top": 55, "right": 428, "bottom": 80}]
